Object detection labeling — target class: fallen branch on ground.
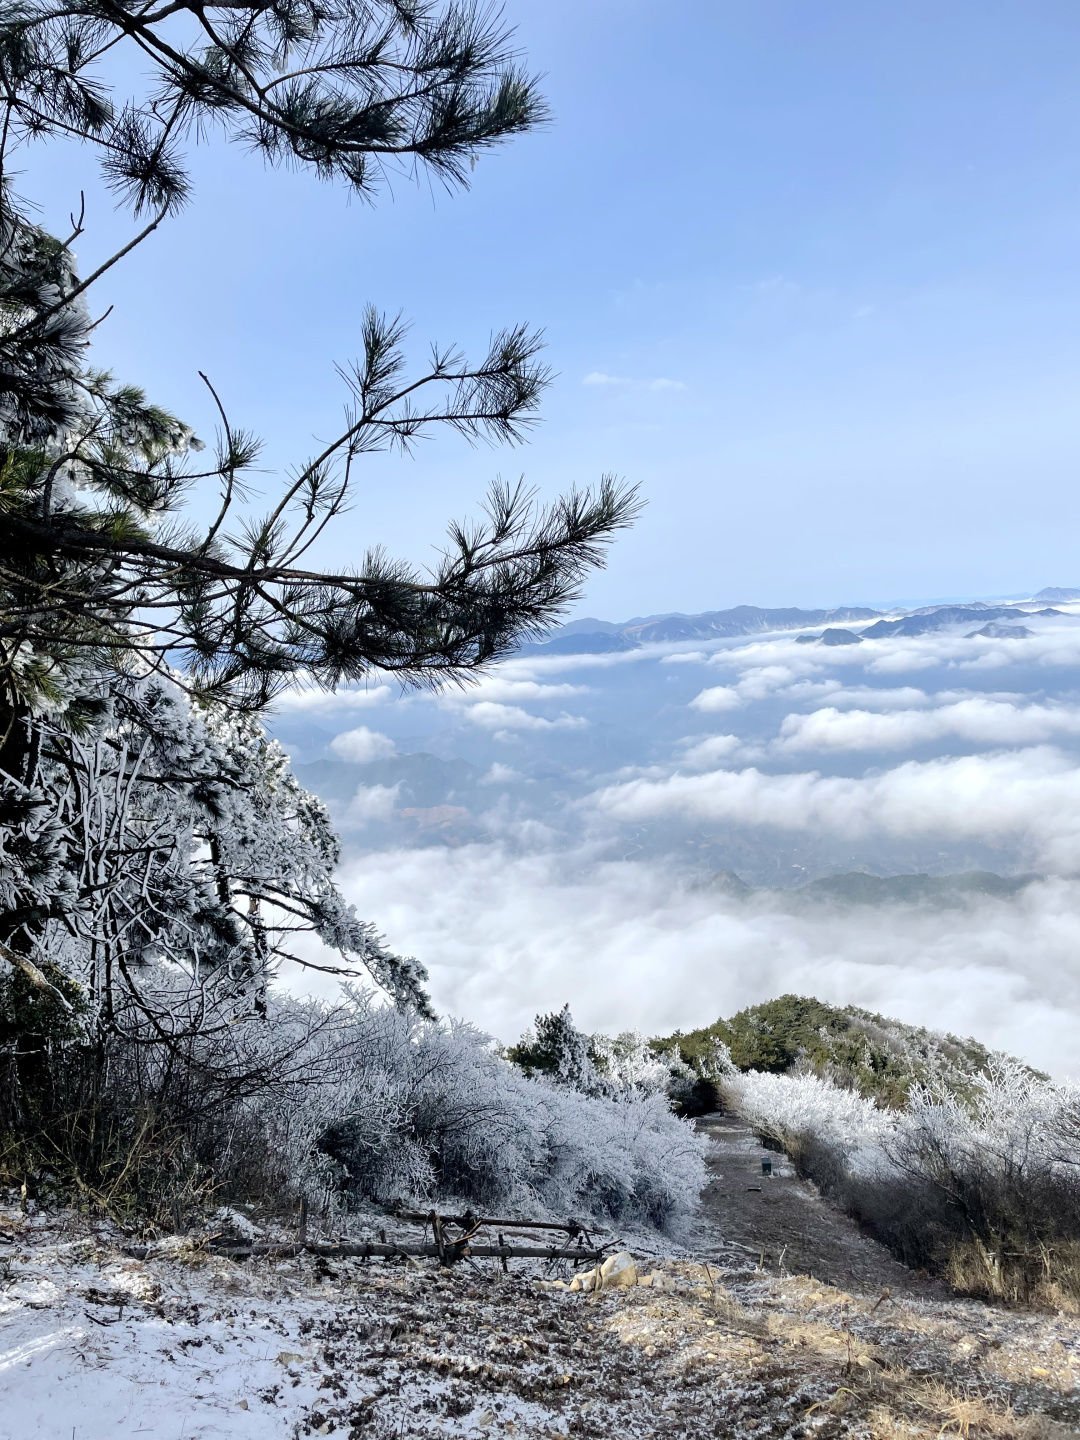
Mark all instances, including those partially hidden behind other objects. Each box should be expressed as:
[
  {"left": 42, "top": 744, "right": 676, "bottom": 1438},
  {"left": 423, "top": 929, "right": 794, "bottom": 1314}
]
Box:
[
  {"left": 394, "top": 1208, "right": 594, "bottom": 1240},
  {"left": 123, "top": 1238, "right": 609, "bottom": 1265}
]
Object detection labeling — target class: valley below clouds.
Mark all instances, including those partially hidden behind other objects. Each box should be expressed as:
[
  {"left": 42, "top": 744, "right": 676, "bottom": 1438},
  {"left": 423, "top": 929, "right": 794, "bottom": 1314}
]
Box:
[{"left": 271, "top": 596, "right": 1080, "bottom": 1077}]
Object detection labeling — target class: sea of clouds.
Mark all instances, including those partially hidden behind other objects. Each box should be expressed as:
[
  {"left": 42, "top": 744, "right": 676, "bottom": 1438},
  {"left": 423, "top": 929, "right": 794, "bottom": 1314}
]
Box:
[{"left": 272, "top": 605, "right": 1080, "bottom": 1077}]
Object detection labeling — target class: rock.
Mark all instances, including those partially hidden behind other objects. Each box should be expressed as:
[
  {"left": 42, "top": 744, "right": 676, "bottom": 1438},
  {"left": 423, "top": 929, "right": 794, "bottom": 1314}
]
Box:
[
  {"left": 599, "top": 1252, "right": 637, "bottom": 1289},
  {"left": 567, "top": 1253, "right": 636, "bottom": 1292},
  {"left": 212, "top": 1205, "right": 261, "bottom": 1240}
]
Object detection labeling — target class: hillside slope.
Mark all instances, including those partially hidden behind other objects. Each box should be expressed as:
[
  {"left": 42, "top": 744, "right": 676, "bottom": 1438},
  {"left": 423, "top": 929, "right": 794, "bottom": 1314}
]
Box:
[{"left": 653, "top": 993, "right": 1011, "bottom": 1107}]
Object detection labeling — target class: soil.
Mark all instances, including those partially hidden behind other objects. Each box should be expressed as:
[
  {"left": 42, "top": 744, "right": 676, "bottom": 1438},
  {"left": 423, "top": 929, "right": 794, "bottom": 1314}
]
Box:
[{"left": 692, "top": 1113, "right": 944, "bottom": 1299}]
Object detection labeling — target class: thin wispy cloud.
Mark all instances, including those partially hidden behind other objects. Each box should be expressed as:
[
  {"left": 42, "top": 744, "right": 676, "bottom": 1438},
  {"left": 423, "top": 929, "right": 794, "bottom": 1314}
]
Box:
[
  {"left": 583, "top": 370, "right": 686, "bottom": 391},
  {"left": 273, "top": 683, "right": 394, "bottom": 713},
  {"left": 479, "top": 762, "right": 522, "bottom": 785},
  {"left": 459, "top": 701, "right": 588, "bottom": 732},
  {"left": 342, "top": 782, "right": 401, "bottom": 828},
  {"left": 678, "top": 734, "right": 742, "bottom": 767},
  {"left": 451, "top": 677, "right": 588, "bottom": 704}
]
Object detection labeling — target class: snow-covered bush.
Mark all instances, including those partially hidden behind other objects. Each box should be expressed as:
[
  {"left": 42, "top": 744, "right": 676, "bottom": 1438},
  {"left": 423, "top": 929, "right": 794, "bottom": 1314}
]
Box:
[
  {"left": 722, "top": 1058, "right": 1080, "bottom": 1306},
  {"left": 720, "top": 1066, "right": 893, "bottom": 1201},
  {"left": 280, "top": 995, "right": 707, "bottom": 1232},
  {"left": 12, "top": 990, "right": 706, "bottom": 1234},
  {"left": 723, "top": 1068, "right": 891, "bottom": 1165},
  {"left": 592, "top": 1030, "right": 673, "bottom": 1098},
  {"left": 882, "top": 1061, "right": 1080, "bottom": 1301}
]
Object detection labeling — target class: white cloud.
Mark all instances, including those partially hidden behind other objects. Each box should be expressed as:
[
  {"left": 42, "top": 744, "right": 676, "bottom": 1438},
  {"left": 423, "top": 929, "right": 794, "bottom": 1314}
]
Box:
[
  {"left": 329, "top": 841, "right": 1080, "bottom": 1079},
  {"left": 594, "top": 746, "right": 1080, "bottom": 868},
  {"left": 691, "top": 664, "right": 807, "bottom": 711},
  {"left": 735, "top": 665, "right": 804, "bottom": 701},
  {"left": 452, "top": 677, "right": 587, "bottom": 705},
  {"left": 583, "top": 371, "right": 686, "bottom": 391},
  {"left": 342, "top": 782, "right": 400, "bottom": 827},
  {"left": 777, "top": 699, "right": 1080, "bottom": 753},
  {"left": 461, "top": 701, "right": 588, "bottom": 732},
  {"left": 858, "top": 625, "right": 1080, "bottom": 677},
  {"left": 690, "top": 685, "right": 743, "bottom": 712},
  {"left": 678, "top": 734, "right": 742, "bottom": 768},
  {"left": 706, "top": 637, "right": 863, "bottom": 674},
  {"left": 480, "top": 762, "right": 522, "bottom": 785},
  {"left": 816, "top": 685, "right": 933, "bottom": 710},
  {"left": 329, "top": 725, "right": 397, "bottom": 763},
  {"left": 488, "top": 649, "right": 656, "bottom": 680}
]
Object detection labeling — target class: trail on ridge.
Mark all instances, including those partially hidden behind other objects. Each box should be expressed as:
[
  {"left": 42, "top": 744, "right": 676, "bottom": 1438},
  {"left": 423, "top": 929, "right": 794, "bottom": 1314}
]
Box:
[{"left": 692, "top": 1113, "right": 944, "bottom": 1298}]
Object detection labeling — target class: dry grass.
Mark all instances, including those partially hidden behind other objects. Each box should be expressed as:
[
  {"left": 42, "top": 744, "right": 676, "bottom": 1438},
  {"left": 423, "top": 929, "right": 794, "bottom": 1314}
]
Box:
[
  {"left": 595, "top": 1261, "right": 1080, "bottom": 1437},
  {"left": 946, "top": 1240, "right": 1080, "bottom": 1315}
]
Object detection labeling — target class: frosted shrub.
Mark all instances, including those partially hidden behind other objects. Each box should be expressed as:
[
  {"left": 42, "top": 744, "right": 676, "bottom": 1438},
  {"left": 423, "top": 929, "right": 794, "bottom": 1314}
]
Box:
[
  {"left": 723, "top": 1057, "right": 1080, "bottom": 1305},
  {"left": 531, "top": 1085, "right": 707, "bottom": 1230},
  {"left": 592, "top": 1031, "right": 673, "bottom": 1098},
  {"left": 883, "top": 1061, "right": 1080, "bottom": 1301},
  {"left": 508, "top": 1005, "right": 717, "bottom": 1112},
  {"left": 893, "top": 1059, "right": 1077, "bottom": 1196},
  {"left": 507, "top": 1007, "right": 673, "bottom": 1099},
  {"left": 245, "top": 993, "right": 707, "bottom": 1234},
  {"left": 722, "top": 1068, "right": 891, "bottom": 1176}
]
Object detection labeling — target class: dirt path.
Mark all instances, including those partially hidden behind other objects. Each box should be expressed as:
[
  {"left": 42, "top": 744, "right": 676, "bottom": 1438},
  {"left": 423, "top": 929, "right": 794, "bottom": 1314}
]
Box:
[{"left": 692, "top": 1112, "right": 944, "bottom": 1299}]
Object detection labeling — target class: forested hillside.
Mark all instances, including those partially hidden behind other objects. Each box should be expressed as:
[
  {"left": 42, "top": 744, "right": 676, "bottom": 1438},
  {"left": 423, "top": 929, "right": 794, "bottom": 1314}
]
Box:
[{"left": 653, "top": 992, "right": 1009, "bottom": 1107}]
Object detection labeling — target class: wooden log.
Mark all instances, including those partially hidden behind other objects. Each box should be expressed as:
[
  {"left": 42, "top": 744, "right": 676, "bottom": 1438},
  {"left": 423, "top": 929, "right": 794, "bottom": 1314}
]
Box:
[
  {"left": 393, "top": 1209, "right": 588, "bottom": 1237},
  {"left": 123, "top": 1239, "right": 606, "bottom": 1264}
]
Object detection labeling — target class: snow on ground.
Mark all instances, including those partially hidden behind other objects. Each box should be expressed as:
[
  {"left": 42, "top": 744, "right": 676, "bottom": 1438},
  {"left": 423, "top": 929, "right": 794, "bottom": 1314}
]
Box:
[{"left": 4, "top": 1198, "right": 1080, "bottom": 1440}]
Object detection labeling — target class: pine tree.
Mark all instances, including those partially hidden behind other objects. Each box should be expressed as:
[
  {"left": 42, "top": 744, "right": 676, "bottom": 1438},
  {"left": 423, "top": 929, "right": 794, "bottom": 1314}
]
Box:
[
  {"left": 507, "top": 1004, "right": 606, "bottom": 1096},
  {"left": 0, "top": 0, "right": 635, "bottom": 720},
  {"left": 0, "top": 2, "right": 638, "bottom": 1011},
  {"left": 0, "top": 672, "right": 432, "bottom": 1078}
]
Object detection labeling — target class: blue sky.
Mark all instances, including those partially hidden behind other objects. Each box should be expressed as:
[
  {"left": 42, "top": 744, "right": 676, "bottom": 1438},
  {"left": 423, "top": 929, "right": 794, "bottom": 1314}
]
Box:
[{"left": 25, "top": 0, "right": 1080, "bottom": 618}]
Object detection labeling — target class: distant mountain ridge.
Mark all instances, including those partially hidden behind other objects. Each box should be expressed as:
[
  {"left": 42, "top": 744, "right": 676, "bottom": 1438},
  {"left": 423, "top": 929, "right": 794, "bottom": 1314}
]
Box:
[
  {"left": 1034, "top": 587, "right": 1080, "bottom": 602},
  {"left": 522, "top": 605, "right": 883, "bottom": 654},
  {"left": 525, "top": 593, "right": 1078, "bottom": 655}
]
